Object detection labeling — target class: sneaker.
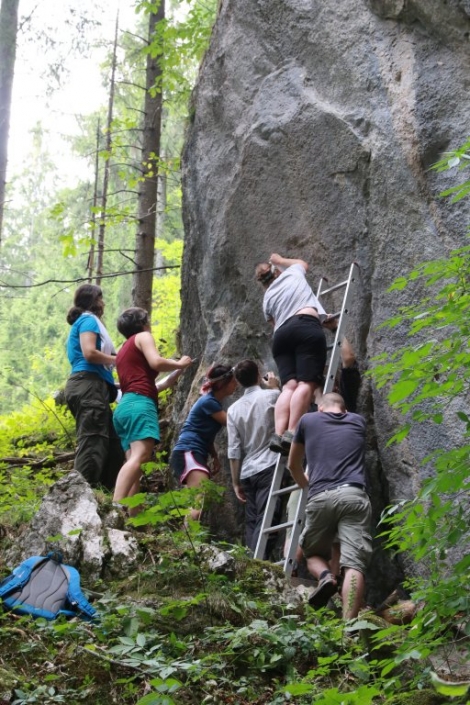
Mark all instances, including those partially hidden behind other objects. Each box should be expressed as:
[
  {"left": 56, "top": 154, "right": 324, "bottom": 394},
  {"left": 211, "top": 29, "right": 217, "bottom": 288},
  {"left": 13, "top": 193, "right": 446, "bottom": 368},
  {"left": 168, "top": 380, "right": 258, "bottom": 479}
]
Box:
[
  {"left": 281, "top": 430, "right": 294, "bottom": 451},
  {"left": 308, "top": 574, "right": 337, "bottom": 608},
  {"left": 269, "top": 433, "right": 286, "bottom": 454}
]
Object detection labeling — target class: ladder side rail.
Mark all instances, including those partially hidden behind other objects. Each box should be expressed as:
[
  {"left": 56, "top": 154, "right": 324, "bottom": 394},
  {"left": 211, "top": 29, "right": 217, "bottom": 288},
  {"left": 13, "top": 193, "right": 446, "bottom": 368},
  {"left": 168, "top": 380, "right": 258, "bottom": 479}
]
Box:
[
  {"left": 253, "top": 455, "right": 286, "bottom": 560},
  {"left": 316, "top": 276, "right": 328, "bottom": 299},
  {"left": 323, "top": 263, "right": 358, "bottom": 394},
  {"left": 283, "top": 485, "right": 308, "bottom": 577},
  {"left": 255, "top": 263, "right": 359, "bottom": 572},
  {"left": 285, "top": 262, "right": 359, "bottom": 571},
  {"left": 256, "top": 483, "right": 304, "bottom": 536}
]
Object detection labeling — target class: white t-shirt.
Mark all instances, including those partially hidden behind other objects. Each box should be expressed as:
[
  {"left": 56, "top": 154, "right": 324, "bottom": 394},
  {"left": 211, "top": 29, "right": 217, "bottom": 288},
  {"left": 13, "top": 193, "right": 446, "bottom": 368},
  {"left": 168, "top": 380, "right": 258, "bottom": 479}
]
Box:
[{"left": 262, "top": 264, "right": 326, "bottom": 332}]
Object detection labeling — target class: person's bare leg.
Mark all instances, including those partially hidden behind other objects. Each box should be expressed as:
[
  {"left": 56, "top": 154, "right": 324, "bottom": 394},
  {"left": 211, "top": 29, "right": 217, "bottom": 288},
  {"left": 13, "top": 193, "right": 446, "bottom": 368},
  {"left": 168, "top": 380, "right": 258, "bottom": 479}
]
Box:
[
  {"left": 306, "top": 554, "right": 338, "bottom": 607},
  {"left": 312, "top": 385, "right": 323, "bottom": 407},
  {"left": 287, "top": 381, "right": 317, "bottom": 432},
  {"left": 330, "top": 543, "right": 341, "bottom": 577},
  {"left": 341, "top": 568, "right": 365, "bottom": 619},
  {"left": 274, "top": 380, "right": 297, "bottom": 435},
  {"left": 128, "top": 478, "right": 143, "bottom": 517},
  {"left": 113, "top": 439, "right": 154, "bottom": 503},
  {"left": 306, "top": 555, "right": 333, "bottom": 580},
  {"left": 185, "top": 469, "right": 210, "bottom": 522}
]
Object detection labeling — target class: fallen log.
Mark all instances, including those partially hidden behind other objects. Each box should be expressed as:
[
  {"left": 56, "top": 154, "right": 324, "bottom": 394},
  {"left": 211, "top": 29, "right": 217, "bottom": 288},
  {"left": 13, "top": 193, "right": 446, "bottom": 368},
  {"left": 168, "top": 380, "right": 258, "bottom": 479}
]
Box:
[{"left": 0, "top": 452, "right": 75, "bottom": 468}]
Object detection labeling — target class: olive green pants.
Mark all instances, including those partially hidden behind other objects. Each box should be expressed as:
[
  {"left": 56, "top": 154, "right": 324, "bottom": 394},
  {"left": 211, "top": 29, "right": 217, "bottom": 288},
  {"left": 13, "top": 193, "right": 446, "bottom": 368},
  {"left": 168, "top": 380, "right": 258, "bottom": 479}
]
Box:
[{"left": 65, "top": 372, "right": 124, "bottom": 490}]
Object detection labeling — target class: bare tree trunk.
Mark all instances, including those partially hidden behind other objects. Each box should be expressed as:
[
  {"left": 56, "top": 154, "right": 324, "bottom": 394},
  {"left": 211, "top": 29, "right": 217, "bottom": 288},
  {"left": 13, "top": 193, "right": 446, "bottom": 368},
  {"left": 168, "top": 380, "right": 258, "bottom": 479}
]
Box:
[
  {"left": 0, "top": 0, "right": 20, "bottom": 245},
  {"left": 87, "top": 118, "right": 101, "bottom": 282},
  {"left": 132, "top": 0, "right": 164, "bottom": 314},
  {"left": 96, "top": 13, "right": 119, "bottom": 285},
  {"left": 156, "top": 147, "right": 166, "bottom": 236}
]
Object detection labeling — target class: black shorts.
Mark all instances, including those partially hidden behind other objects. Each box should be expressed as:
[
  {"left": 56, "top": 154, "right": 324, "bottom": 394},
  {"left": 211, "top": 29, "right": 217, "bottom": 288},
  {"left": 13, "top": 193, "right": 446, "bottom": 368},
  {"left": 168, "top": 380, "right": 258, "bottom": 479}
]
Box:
[
  {"left": 272, "top": 315, "right": 327, "bottom": 386},
  {"left": 340, "top": 364, "right": 361, "bottom": 413}
]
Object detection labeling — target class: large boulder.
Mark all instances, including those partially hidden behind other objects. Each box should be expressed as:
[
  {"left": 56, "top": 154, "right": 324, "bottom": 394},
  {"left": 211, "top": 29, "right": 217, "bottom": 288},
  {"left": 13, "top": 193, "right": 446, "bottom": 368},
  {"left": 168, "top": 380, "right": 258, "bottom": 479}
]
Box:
[
  {"left": 174, "top": 0, "right": 470, "bottom": 601},
  {"left": 6, "top": 472, "right": 140, "bottom": 581}
]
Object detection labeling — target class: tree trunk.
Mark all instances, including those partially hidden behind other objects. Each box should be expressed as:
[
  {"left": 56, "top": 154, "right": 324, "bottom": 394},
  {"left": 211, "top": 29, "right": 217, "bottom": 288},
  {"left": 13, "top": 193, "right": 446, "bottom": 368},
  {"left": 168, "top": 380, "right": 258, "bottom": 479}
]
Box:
[
  {"left": 0, "top": 0, "right": 20, "bottom": 245},
  {"left": 96, "top": 14, "right": 119, "bottom": 285},
  {"left": 87, "top": 118, "right": 101, "bottom": 282},
  {"left": 132, "top": 0, "right": 164, "bottom": 314}
]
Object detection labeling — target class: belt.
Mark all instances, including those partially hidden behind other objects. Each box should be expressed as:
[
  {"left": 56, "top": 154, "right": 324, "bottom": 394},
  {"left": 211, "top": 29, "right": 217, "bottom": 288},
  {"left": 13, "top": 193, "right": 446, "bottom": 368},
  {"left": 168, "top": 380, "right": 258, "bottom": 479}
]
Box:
[{"left": 313, "top": 482, "right": 365, "bottom": 497}]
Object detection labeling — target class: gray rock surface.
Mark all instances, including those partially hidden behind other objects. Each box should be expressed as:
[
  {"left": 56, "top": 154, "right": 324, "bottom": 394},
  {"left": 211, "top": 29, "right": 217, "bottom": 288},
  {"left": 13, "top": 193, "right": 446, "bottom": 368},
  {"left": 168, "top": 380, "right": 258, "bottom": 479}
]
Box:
[
  {"left": 176, "top": 0, "right": 470, "bottom": 601},
  {"left": 200, "top": 544, "right": 236, "bottom": 577},
  {"left": 6, "top": 472, "right": 140, "bottom": 581}
]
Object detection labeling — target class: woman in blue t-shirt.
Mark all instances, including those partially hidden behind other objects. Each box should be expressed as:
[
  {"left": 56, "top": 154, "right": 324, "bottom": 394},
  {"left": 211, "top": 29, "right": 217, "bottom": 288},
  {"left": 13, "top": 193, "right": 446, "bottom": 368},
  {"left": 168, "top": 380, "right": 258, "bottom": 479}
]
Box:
[
  {"left": 171, "top": 364, "right": 238, "bottom": 521},
  {"left": 65, "top": 284, "right": 124, "bottom": 490}
]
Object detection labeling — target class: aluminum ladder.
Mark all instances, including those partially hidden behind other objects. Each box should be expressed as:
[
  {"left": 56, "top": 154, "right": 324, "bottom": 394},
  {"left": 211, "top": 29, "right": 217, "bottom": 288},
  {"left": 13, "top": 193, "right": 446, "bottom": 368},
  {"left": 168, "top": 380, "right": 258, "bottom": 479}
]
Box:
[{"left": 253, "top": 262, "right": 359, "bottom": 575}]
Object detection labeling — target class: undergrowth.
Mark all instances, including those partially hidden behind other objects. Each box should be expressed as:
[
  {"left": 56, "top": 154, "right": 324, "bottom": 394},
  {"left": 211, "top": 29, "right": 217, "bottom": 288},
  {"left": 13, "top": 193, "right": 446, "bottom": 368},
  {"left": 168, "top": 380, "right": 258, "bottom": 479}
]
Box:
[{"left": 0, "top": 395, "right": 467, "bottom": 703}]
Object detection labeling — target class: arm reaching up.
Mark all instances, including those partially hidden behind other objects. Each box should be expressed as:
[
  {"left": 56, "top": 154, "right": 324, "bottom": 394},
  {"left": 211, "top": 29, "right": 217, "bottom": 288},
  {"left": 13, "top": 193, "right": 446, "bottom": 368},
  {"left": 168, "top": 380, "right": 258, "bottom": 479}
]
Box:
[{"left": 269, "top": 253, "right": 308, "bottom": 272}]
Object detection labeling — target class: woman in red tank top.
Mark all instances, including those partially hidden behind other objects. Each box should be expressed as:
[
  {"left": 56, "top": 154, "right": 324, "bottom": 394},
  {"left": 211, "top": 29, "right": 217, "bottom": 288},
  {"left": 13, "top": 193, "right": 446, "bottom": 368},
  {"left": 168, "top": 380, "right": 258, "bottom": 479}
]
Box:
[{"left": 113, "top": 308, "right": 192, "bottom": 512}]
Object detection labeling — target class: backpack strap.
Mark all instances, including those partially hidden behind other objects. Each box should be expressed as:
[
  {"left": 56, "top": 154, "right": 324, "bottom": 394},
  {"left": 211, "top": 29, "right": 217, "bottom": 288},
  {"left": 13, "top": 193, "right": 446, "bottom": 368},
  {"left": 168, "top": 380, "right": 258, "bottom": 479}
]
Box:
[
  {"left": 0, "top": 556, "right": 48, "bottom": 600},
  {"left": 62, "top": 565, "right": 98, "bottom": 621}
]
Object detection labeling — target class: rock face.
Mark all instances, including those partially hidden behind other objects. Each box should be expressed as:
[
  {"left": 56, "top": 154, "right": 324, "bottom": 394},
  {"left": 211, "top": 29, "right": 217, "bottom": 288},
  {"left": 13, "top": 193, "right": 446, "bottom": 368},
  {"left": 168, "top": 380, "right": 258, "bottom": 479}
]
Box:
[
  {"left": 6, "top": 473, "right": 140, "bottom": 581},
  {"left": 177, "top": 0, "right": 470, "bottom": 600}
]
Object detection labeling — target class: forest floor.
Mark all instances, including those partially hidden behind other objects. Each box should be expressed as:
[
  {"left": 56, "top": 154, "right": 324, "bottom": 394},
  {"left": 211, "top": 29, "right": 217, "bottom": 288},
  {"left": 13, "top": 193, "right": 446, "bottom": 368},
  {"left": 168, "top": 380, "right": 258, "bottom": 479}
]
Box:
[{"left": 0, "top": 405, "right": 464, "bottom": 705}]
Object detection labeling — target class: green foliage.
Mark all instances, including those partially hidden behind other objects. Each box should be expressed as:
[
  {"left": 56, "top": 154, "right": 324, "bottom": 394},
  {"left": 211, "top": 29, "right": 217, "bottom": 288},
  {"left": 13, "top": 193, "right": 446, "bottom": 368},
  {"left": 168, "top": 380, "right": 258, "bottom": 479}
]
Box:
[
  {"left": 152, "top": 238, "right": 184, "bottom": 360},
  {"left": 373, "top": 244, "right": 470, "bottom": 424},
  {"left": 430, "top": 671, "right": 470, "bottom": 697},
  {"left": 124, "top": 480, "right": 225, "bottom": 571},
  {"left": 431, "top": 138, "right": 470, "bottom": 204},
  {"left": 370, "top": 140, "right": 470, "bottom": 679},
  {"left": 0, "top": 0, "right": 218, "bottom": 412},
  {"left": 0, "top": 398, "right": 73, "bottom": 523},
  {"left": 138, "top": 0, "right": 218, "bottom": 107}
]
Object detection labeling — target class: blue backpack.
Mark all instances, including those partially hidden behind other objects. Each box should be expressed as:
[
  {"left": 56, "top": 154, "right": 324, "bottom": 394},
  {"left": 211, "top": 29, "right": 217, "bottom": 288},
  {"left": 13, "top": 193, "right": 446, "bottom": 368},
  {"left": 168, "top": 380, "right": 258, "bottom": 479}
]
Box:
[{"left": 0, "top": 552, "right": 97, "bottom": 620}]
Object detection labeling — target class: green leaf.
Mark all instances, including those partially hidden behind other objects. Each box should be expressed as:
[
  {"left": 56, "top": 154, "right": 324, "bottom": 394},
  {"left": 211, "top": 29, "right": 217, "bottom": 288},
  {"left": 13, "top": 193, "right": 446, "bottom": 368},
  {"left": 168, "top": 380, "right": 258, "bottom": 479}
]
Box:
[
  {"left": 388, "top": 380, "right": 419, "bottom": 404},
  {"left": 344, "top": 619, "right": 382, "bottom": 632},
  {"left": 136, "top": 632, "right": 146, "bottom": 647},
  {"left": 282, "top": 683, "right": 315, "bottom": 695},
  {"left": 430, "top": 672, "right": 470, "bottom": 696}
]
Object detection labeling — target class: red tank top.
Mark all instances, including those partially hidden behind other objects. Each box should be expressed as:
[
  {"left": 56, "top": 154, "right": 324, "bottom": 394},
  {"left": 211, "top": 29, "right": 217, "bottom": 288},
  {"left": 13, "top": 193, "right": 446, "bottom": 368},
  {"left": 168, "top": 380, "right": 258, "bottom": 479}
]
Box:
[{"left": 116, "top": 335, "right": 158, "bottom": 401}]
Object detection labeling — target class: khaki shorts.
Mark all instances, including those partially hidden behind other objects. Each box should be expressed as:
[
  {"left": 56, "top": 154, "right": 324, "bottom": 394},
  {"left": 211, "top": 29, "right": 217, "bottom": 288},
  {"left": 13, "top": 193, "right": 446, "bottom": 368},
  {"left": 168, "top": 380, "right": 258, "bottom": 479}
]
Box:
[{"left": 300, "top": 485, "right": 372, "bottom": 574}]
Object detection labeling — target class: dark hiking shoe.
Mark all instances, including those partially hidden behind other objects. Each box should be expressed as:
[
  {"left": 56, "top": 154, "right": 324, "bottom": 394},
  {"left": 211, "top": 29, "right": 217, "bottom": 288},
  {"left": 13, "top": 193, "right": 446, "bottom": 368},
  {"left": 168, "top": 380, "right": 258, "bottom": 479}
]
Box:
[
  {"left": 281, "top": 430, "right": 294, "bottom": 451},
  {"left": 269, "top": 433, "right": 287, "bottom": 455},
  {"left": 308, "top": 574, "right": 337, "bottom": 608}
]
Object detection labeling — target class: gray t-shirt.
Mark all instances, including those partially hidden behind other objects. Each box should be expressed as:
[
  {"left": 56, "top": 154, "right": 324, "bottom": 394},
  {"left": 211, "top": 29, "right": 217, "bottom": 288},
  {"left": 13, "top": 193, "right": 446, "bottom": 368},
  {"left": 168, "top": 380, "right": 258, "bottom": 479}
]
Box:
[
  {"left": 262, "top": 264, "right": 326, "bottom": 332},
  {"left": 293, "top": 411, "right": 367, "bottom": 500}
]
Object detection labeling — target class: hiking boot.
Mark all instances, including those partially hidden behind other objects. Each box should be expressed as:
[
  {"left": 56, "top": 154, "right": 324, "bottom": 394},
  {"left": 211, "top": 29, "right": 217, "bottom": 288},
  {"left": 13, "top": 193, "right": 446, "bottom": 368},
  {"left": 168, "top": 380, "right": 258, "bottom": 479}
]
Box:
[
  {"left": 281, "top": 430, "right": 294, "bottom": 451},
  {"left": 269, "top": 433, "right": 287, "bottom": 455},
  {"left": 308, "top": 573, "right": 337, "bottom": 608}
]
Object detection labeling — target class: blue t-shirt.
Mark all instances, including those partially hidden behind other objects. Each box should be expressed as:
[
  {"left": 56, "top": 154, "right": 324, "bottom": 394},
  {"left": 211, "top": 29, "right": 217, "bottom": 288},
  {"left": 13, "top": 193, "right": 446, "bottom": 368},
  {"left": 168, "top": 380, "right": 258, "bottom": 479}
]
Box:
[
  {"left": 173, "top": 393, "right": 223, "bottom": 457},
  {"left": 66, "top": 314, "right": 114, "bottom": 385}
]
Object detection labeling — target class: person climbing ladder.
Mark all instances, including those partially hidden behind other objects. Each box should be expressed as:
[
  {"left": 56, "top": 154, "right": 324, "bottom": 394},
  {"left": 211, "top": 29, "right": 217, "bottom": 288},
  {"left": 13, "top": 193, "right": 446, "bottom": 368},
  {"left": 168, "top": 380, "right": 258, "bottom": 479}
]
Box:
[{"left": 255, "top": 253, "right": 327, "bottom": 455}]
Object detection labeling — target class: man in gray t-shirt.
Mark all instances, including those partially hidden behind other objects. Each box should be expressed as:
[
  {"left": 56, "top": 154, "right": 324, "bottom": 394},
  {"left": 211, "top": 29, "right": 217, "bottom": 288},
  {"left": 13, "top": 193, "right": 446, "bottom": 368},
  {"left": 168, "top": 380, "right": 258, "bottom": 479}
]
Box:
[{"left": 288, "top": 393, "right": 372, "bottom": 619}]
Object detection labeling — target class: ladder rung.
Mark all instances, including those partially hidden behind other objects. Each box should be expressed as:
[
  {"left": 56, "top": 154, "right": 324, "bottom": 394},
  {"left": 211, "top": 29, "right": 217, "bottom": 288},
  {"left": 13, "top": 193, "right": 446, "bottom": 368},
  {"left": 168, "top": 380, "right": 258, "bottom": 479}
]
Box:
[
  {"left": 255, "top": 262, "right": 359, "bottom": 578},
  {"left": 262, "top": 519, "right": 299, "bottom": 535},
  {"left": 318, "top": 278, "right": 350, "bottom": 296},
  {"left": 271, "top": 485, "right": 300, "bottom": 497}
]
